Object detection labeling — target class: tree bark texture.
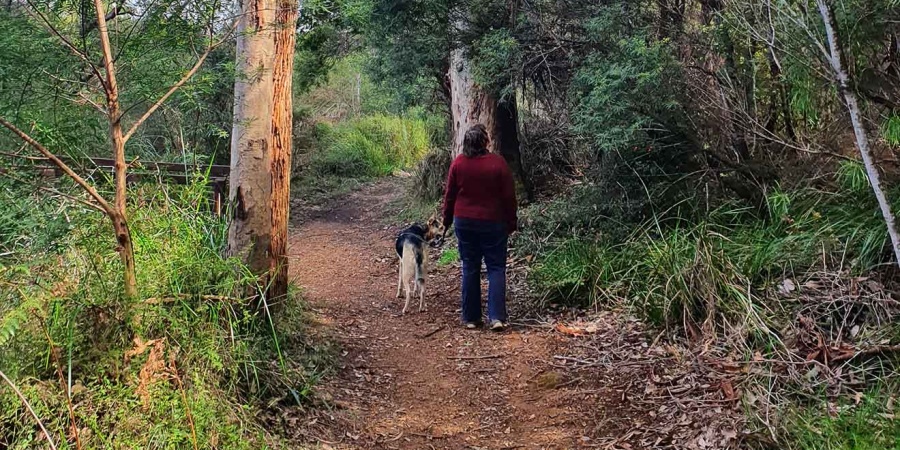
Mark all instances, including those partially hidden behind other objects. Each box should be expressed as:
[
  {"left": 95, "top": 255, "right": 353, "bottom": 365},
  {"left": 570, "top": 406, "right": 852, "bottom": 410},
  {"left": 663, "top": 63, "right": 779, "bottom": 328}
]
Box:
[
  {"left": 228, "top": 0, "right": 298, "bottom": 303},
  {"left": 269, "top": 0, "right": 299, "bottom": 301},
  {"left": 818, "top": 0, "right": 900, "bottom": 268}
]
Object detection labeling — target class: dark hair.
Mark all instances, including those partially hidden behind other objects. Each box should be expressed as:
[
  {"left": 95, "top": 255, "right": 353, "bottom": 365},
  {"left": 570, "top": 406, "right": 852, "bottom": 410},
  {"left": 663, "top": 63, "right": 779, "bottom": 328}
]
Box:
[{"left": 462, "top": 124, "right": 489, "bottom": 157}]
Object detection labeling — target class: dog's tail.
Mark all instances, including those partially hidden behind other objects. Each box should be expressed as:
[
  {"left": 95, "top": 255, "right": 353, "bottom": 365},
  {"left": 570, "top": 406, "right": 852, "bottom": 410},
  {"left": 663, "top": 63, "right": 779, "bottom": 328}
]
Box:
[{"left": 402, "top": 241, "right": 425, "bottom": 284}]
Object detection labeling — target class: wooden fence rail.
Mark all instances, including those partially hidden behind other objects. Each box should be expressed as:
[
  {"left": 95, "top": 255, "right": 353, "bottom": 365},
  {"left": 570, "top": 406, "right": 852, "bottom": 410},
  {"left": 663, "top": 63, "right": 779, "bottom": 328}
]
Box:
[{"left": 1, "top": 156, "right": 230, "bottom": 215}]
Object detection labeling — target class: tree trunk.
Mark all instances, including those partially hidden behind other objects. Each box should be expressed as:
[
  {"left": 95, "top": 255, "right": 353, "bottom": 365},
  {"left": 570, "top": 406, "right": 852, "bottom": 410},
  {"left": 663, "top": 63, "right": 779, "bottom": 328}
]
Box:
[
  {"left": 449, "top": 47, "right": 531, "bottom": 199},
  {"left": 94, "top": 0, "right": 137, "bottom": 298},
  {"left": 229, "top": 0, "right": 276, "bottom": 291},
  {"left": 228, "top": 0, "right": 298, "bottom": 304},
  {"left": 268, "top": 0, "right": 299, "bottom": 302},
  {"left": 818, "top": 0, "right": 900, "bottom": 268}
]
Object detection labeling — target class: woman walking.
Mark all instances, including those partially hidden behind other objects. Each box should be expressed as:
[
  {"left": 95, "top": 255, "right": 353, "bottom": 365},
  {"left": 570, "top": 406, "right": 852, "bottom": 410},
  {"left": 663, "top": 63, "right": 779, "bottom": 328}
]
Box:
[{"left": 442, "top": 124, "right": 518, "bottom": 330}]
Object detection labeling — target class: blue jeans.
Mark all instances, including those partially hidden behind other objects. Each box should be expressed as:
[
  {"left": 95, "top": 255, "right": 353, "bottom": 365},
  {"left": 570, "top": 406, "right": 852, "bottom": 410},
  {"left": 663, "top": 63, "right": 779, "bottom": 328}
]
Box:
[{"left": 454, "top": 218, "right": 508, "bottom": 323}]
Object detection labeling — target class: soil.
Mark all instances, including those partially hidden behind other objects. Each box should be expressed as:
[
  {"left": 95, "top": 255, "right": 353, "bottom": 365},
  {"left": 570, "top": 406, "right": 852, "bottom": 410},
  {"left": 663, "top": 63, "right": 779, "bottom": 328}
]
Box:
[{"left": 285, "top": 179, "right": 745, "bottom": 450}]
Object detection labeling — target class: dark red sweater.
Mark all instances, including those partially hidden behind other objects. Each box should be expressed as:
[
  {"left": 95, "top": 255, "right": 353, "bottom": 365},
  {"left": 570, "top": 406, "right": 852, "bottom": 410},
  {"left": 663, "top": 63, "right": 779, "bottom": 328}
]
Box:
[{"left": 442, "top": 153, "right": 518, "bottom": 233}]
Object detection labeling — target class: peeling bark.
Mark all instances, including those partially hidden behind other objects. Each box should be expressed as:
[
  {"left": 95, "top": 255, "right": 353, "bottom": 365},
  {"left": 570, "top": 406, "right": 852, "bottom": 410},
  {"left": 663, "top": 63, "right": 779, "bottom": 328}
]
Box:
[{"left": 269, "top": 0, "right": 299, "bottom": 301}]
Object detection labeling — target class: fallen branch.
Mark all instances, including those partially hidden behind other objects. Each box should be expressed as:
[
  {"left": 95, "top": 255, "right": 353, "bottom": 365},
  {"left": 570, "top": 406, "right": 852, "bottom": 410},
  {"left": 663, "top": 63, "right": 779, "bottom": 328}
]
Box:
[
  {"left": 830, "top": 343, "right": 900, "bottom": 364},
  {"left": 418, "top": 326, "right": 445, "bottom": 339},
  {"left": 0, "top": 369, "right": 58, "bottom": 450},
  {"left": 144, "top": 294, "right": 239, "bottom": 304},
  {"left": 447, "top": 354, "right": 503, "bottom": 360}
]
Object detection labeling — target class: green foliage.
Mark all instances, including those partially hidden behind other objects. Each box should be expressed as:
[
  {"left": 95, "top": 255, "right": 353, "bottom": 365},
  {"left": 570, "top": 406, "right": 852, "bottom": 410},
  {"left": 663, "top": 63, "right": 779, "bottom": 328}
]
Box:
[
  {"left": 571, "top": 35, "right": 683, "bottom": 154},
  {"left": 0, "top": 178, "right": 76, "bottom": 254},
  {"left": 526, "top": 183, "right": 897, "bottom": 330},
  {"left": 0, "top": 2, "right": 235, "bottom": 166},
  {"left": 783, "top": 388, "right": 900, "bottom": 449},
  {"left": 307, "top": 114, "right": 430, "bottom": 179},
  {"left": 438, "top": 248, "right": 459, "bottom": 266},
  {"left": 470, "top": 29, "right": 521, "bottom": 98},
  {"left": 837, "top": 160, "right": 871, "bottom": 194},
  {"left": 0, "top": 180, "right": 331, "bottom": 448},
  {"left": 883, "top": 114, "right": 900, "bottom": 147},
  {"left": 295, "top": 24, "right": 343, "bottom": 94},
  {"left": 363, "top": 0, "right": 450, "bottom": 109}
]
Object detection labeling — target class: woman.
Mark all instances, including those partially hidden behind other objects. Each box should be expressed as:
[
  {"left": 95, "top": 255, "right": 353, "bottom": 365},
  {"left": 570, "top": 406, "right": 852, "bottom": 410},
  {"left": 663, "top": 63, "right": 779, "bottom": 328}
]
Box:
[{"left": 442, "top": 124, "right": 518, "bottom": 331}]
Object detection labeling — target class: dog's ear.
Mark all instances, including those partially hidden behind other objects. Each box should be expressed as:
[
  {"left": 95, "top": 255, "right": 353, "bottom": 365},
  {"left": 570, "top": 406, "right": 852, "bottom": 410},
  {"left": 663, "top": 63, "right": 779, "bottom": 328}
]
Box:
[{"left": 429, "top": 216, "right": 444, "bottom": 233}]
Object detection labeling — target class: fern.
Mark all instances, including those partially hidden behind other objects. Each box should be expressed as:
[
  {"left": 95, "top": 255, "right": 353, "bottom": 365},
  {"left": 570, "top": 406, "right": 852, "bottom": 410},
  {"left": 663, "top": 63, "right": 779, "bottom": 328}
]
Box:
[{"left": 0, "top": 295, "right": 40, "bottom": 347}]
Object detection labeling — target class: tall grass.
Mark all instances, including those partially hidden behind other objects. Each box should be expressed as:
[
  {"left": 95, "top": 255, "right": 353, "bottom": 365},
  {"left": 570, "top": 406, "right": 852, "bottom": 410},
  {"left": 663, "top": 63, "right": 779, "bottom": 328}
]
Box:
[
  {"left": 308, "top": 114, "right": 430, "bottom": 178},
  {"left": 0, "top": 178, "right": 330, "bottom": 449},
  {"left": 527, "top": 161, "right": 894, "bottom": 334}
]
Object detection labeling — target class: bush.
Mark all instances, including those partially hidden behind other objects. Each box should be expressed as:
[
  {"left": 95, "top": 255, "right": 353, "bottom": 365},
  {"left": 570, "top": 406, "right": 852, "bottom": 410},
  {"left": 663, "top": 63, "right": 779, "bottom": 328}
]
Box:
[
  {"left": 0, "top": 178, "right": 330, "bottom": 449},
  {"left": 527, "top": 179, "right": 898, "bottom": 333},
  {"left": 409, "top": 146, "right": 452, "bottom": 203},
  {"left": 307, "top": 114, "right": 431, "bottom": 179},
  {"left": 0, "top": 178, "right": 75, "bottom": 255}
]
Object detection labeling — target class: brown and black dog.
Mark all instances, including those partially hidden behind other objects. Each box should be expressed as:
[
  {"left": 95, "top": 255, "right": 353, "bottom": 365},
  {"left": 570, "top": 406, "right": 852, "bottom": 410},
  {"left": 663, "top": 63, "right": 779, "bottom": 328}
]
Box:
[{"left": 394, "top": 215, "right": 444, "bottom": 314}]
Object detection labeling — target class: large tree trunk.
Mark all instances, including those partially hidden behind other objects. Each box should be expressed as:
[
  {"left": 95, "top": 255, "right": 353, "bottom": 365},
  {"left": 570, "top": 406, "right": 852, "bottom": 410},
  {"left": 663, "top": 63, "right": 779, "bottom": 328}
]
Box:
[
  {"left": 818, "top": 0, "right": 900, "bottom": 268},
  {"left": 228, "top": 0, "right": 297, "bottom": 304},
  {"left": 268, "top": 0, "right": 299, "bottom": 301},
  {"left": 449, "top": 47, "right": 531, "bottom": 199},
  {"left": 228, "top": 0, "right": 276, "bottom": 293}
]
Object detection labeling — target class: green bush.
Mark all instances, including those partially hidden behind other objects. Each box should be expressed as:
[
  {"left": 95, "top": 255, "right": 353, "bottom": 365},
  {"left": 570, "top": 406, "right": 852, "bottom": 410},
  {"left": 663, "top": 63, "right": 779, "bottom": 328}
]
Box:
[
  {"left": 307, "top": 114, "right": 431, "bottom": 179},
  {"left": 470, "top": 29, "right": 521, "bottom": 97},
  {"left": 0, "top": 179, "right": 330, "bottom": 449},
  {"left": 0, "top": 178, "right": 76, "bottom": 255},
  {"left": 527, "top": 180, "right": 897, "bottom": 332}
]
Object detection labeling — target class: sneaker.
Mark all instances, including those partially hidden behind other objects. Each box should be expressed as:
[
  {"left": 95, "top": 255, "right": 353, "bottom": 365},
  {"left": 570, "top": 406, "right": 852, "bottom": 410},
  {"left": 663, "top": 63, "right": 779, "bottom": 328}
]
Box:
[
  {"left": 464, "top": 322, "right": 482, "bottom": 330},
  {"left": 490, "top": 320, "right": 507, "bottom": 331}
]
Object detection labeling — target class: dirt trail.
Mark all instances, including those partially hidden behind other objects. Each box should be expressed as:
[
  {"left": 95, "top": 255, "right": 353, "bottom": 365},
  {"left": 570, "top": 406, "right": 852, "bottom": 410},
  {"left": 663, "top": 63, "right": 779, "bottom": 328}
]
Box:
[{"left": 287, "top": 179, "right": 744, "bottom": 450}]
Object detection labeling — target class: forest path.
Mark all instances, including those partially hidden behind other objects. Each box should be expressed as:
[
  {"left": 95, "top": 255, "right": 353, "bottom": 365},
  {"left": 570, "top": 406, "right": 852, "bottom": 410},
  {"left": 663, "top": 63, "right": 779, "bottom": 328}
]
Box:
[{"left": 286, "top": 178, "right": 743, "bottom": 450}]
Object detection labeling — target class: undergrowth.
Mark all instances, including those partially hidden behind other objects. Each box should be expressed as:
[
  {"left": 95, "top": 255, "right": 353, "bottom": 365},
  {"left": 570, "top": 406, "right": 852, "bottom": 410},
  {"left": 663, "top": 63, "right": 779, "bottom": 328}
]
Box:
[
  {"left": 295, "top": 114, "right": 431, "bottom": 206},
  {"left": 523, "top": 162, "right": 895, "bottom": 330},
  {"left": 781, "top": 386, "right": 900, "bottom": 449},
  {"left": 0, "top": 178, "right": 332, "bottom": 449},
  {"left": 519, "top": 160, "right": 900, "bottom": 445}
]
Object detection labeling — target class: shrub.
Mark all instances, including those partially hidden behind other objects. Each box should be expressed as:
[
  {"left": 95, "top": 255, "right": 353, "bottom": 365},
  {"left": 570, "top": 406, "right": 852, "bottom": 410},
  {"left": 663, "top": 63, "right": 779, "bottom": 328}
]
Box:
[
  {"left": 307, "top": 114, "right": 431, "bottom": 179},
  {"left": 409, "top": 146, "right": 452, "bottom": 204},
  {"left": 0, "top": 178, "right": 330, "bottom": 449},
  {"left": 527, "top": 182, "right": 898, "bottom": 334}
]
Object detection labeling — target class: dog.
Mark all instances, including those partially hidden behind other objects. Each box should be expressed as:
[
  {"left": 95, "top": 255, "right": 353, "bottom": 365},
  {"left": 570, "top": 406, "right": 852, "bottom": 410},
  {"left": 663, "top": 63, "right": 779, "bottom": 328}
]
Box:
[{"left": 395, "top": 215, "right": 444, "bottom": 314}]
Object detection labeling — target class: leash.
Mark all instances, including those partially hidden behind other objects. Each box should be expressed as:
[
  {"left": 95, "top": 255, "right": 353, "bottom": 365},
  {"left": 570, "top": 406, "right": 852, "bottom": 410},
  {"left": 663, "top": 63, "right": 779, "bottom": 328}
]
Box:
[{"left": 398, "top": 231, "right": 445, "bottom": 248}]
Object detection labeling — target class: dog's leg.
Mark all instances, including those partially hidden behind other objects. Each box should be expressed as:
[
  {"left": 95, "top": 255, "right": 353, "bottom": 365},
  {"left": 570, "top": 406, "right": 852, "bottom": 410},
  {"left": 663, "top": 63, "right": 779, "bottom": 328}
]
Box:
[
  {"left": 396, "top": 259, "right": 403, "bottom": 298},
  {"left": 402, "top": 280, "right": 411, "bottom": 314},
  {"left": 419, "top": 281, "right": 426, "bottom": 312}
]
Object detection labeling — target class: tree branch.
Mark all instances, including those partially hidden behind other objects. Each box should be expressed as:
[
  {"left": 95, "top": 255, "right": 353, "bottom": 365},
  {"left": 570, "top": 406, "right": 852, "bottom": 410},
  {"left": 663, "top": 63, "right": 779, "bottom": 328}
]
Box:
[
  {"left": 0, "top": 117, "right": 114, "bottom": 215},
  {"left": 82, "top": 4, "right": 131, "bottom": 35},
  {"left": 0, "top": 169, "right": 105, "bottom": 213},
  {"left": 122, "top": 23, "right": 237, "bottom": 144},
  {"left": 0, "top": 369, "right": 58, "bottom": 450},
  {"left": 24, "top": 0, "right": 106, "bottom": 88}
]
